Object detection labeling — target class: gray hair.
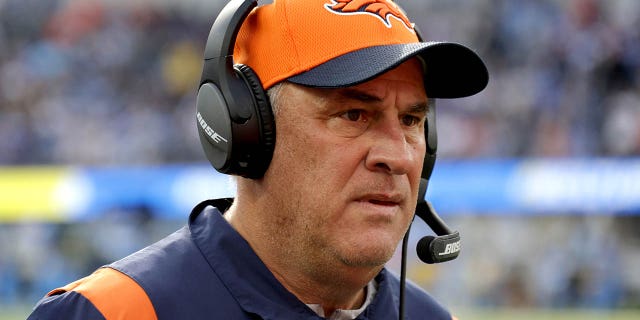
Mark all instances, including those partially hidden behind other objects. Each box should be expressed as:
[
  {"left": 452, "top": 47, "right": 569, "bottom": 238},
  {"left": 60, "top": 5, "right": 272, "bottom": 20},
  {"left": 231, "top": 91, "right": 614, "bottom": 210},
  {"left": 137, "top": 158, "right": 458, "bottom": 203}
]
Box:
[{"left": 266, "top": 82, "right": 286, "bottom": 116}]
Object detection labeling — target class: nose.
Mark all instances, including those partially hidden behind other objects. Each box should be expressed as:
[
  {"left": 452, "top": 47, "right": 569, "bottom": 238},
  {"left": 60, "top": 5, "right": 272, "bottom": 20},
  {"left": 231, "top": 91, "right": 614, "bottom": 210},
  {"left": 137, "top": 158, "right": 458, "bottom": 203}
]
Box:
[{"left": 364, "top": 117, "right": 417, "bottom": 175}]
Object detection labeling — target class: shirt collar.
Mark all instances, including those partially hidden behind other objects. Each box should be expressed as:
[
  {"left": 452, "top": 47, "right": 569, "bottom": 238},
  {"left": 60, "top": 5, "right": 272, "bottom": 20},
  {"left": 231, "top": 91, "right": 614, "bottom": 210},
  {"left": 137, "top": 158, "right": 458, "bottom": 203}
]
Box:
[{"left": 306, "top": 279, "right": 378, "bottom": 320}]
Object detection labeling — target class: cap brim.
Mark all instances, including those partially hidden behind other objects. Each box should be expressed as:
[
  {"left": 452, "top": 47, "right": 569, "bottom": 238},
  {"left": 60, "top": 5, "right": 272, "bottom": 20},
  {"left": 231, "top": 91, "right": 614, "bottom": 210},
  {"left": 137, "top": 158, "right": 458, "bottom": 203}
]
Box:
[{"left": 287, "top": 42, "right": 488, "bottom": 99}]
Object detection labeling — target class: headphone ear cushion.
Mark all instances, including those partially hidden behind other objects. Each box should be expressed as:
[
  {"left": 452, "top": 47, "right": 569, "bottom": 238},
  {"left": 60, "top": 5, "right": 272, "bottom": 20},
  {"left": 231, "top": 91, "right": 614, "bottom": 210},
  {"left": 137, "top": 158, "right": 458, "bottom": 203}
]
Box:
[{"left": 234, "top": 64, "right": 276, "bottom": 177}]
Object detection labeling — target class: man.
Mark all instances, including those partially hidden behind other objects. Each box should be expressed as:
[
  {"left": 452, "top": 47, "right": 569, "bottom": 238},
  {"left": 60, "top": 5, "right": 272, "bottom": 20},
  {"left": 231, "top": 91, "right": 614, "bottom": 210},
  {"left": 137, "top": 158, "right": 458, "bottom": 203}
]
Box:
[{"left": 28, "top": 0, "right": 487, "bottom": 319}]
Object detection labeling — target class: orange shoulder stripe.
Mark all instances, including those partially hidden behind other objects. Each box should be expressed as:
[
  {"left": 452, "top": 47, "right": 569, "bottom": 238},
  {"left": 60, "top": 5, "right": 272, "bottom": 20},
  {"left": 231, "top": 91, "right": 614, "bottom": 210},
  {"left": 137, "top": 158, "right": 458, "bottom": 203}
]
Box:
[{"left": 49, "top": 267, "right": 157, "bottom": 320}]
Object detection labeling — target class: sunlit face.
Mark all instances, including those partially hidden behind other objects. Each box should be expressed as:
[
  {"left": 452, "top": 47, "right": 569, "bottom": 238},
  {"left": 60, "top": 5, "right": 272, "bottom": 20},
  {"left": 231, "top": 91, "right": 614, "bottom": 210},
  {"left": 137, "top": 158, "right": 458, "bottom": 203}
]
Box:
[{"left": 262, "top": 59, "right": 427, "bottom": 274}]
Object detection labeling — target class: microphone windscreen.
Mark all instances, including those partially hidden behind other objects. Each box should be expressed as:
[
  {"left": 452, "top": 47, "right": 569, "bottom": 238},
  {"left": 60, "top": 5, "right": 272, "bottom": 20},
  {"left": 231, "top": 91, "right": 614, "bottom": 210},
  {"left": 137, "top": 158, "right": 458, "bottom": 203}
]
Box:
[{"left": 416, "top": 236, "right": 436, "bottom": 264}]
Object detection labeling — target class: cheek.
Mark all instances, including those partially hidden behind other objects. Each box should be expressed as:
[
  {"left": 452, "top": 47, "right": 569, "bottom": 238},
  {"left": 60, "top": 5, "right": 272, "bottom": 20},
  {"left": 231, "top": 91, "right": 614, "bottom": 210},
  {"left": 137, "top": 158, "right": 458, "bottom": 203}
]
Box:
[
  {"left": 275, "top": 131, "right": 318, "bottom": 177},
  {"left": 271, "top": 133, "right": 359, "bottom": 220},
  {"left": 267, "top": 124, "right": 327, "bottom": 204},
  {"left": 277, "top": 120, "right": 349, "bottom": 177}
]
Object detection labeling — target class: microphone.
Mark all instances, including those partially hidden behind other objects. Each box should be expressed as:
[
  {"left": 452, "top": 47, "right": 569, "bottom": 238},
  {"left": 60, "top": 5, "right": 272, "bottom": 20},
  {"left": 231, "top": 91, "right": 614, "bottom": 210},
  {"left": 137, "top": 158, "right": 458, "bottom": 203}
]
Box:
[{"left": 414, "top": 180, "right": 461, "bottom": 264}]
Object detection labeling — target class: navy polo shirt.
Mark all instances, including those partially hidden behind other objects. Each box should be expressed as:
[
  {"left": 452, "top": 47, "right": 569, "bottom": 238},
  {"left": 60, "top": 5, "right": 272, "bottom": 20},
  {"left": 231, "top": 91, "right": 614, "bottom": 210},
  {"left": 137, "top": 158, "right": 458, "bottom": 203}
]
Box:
[{"left": 28, "top": 199, "right": 453, "bottom": 319}]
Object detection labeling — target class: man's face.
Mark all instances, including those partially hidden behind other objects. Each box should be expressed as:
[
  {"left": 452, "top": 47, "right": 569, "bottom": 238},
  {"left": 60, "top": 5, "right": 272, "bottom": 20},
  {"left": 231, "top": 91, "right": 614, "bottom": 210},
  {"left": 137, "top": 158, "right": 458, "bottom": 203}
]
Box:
[{"left": 262, "top": 58, "right": 427, "bottom": 272}]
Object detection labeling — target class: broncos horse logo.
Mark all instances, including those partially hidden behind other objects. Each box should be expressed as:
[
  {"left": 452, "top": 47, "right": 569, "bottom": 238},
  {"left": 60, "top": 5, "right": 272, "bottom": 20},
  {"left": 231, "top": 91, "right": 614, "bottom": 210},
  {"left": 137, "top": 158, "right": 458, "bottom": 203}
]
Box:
[{"left": 324, "top": 0, "right": 413, "bottom": 30}]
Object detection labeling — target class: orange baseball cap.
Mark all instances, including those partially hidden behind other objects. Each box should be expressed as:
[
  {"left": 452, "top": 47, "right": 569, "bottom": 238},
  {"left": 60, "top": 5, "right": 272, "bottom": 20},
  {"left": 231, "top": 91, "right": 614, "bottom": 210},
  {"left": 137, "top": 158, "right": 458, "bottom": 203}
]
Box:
[{"left": 233, "top": 0, "right": 488, "bottom": 98}]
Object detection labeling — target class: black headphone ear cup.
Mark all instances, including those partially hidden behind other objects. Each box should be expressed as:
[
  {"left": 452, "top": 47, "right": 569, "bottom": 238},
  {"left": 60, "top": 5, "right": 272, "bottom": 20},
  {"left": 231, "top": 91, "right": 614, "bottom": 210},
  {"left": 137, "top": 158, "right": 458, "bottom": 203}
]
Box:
[
  {"left": 234, "top": 64, "right": 276, "bottom": 178},
  {"left": 196, "top": 81, "right": 233, "bottom": 172}
]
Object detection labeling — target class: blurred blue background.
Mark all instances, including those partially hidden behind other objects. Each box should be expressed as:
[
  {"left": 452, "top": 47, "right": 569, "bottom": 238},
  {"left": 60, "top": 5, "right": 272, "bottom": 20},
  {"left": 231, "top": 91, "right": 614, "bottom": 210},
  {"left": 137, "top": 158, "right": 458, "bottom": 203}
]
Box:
[{"left": 1, "top": 0, "right": 639, "bottom": 317}]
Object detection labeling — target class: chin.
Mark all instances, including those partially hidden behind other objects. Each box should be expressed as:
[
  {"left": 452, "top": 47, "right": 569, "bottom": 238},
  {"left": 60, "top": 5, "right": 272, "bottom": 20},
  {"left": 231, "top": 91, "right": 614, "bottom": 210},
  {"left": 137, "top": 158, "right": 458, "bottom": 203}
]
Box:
[
  {"left": 336, "top": 241, "right": 397, "bottom": 268},
  {"left": 325, "top": 219, "right": 408, "bottom": 268},
  {"left": 339, "top": 253, "right": 393, "bottom": 268}
]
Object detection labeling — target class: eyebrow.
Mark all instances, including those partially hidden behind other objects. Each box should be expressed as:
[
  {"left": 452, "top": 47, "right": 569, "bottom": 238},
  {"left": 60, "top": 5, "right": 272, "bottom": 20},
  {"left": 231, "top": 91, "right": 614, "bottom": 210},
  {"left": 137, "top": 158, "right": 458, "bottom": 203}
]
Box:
[
  {"left": 338, "top": 88, "right": 383, "bottom": 103},
  {"left": 337, "top": 88, "right": 429, "bottom": 115},
  {"left": 409, "top": 102, "right": 429, "bottom": 114}
]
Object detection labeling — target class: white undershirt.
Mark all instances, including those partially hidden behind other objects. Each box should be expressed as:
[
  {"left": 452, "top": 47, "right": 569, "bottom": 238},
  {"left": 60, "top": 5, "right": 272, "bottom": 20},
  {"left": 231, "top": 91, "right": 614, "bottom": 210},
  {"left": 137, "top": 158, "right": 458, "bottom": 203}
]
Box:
[{"left": 305, "top": 279, "right": 378, "bottom": 320}]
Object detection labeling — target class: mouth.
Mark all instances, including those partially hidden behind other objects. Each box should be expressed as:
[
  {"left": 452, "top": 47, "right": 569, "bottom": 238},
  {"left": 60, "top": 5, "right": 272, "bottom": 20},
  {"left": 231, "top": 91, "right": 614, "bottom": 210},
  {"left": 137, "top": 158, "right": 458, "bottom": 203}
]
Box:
[
  {"left": 359, "top": 194, "right": 403, "bottom": 207},
  {"left": 351, "top": 194, "right": 404, "bottom": 223},
  {"left": 368, "top": 199, "right": 399, "bottom": 206}
]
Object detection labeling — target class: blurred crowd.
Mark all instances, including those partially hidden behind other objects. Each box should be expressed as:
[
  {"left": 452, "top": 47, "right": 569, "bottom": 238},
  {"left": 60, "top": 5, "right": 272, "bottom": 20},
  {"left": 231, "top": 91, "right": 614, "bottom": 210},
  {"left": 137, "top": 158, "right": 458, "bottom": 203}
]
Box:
[
  {"left": 1, "top": 0, "right": 639, "bottom": 313},
  {"left": 0, "top": 0, "right": 210, "bottom": 165},
  {"left": 422, "top": 0, "right": 640, "bottom": 158},
  {"left": 1, "top": 0, "right": 639, "bottom": 165}
]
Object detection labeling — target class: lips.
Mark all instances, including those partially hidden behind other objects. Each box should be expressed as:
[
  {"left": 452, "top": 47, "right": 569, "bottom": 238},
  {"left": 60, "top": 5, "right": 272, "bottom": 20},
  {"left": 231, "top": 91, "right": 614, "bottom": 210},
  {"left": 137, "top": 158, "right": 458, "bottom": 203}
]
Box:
[{"left": 359, "top": 194, "right": 403, "bottom": 207}]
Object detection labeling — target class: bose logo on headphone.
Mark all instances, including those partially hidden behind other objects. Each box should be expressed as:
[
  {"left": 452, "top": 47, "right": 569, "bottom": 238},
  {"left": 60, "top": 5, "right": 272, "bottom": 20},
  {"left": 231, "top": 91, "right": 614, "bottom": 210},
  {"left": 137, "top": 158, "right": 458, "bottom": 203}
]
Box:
[
  {"left": 197, "top": 112, "right": 228, "bottom": 144},
  {"left": 438, "top": 241, "right": 461, "bottom": 256}
]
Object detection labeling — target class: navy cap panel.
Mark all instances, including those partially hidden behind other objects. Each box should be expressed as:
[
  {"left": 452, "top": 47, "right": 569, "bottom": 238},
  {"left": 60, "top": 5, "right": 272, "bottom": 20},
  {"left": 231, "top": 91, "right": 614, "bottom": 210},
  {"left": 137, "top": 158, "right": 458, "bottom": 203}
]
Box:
[
  {"left": 421, "top": 42, "right": 489, "bottom": 98},
  {"left": 288, "top": 42, "right": 488, "bottom": 99}
]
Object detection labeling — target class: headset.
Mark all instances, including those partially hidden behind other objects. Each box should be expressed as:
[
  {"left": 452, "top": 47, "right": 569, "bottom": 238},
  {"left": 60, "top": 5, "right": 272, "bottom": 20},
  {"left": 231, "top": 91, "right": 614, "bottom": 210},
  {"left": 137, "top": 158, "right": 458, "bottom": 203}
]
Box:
[
  {"left": 196, "top": 0, "right": 274, "bottom": 179},
  {"left": 196, "top": 0, "right": 460, "bottom": 318}
]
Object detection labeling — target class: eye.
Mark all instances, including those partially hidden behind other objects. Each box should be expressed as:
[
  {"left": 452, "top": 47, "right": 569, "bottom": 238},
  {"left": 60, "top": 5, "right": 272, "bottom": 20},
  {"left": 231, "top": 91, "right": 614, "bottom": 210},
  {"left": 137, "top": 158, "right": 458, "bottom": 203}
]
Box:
[
  {"left": 327, "top": 109, "right": 371, "bottom": 137},
  {"left": 401, "top": 114, "right": 422, "bottom": 127},
  {"left": 341, "top": 109, "right": 367, "bottom": 122}
]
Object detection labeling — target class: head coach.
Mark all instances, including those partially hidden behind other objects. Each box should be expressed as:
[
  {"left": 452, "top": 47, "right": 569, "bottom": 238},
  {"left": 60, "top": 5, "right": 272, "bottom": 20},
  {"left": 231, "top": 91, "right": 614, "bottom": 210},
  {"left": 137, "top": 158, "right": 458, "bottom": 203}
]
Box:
[{"left": 28, "top": 0, "right": 488, "bottom": 319}]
